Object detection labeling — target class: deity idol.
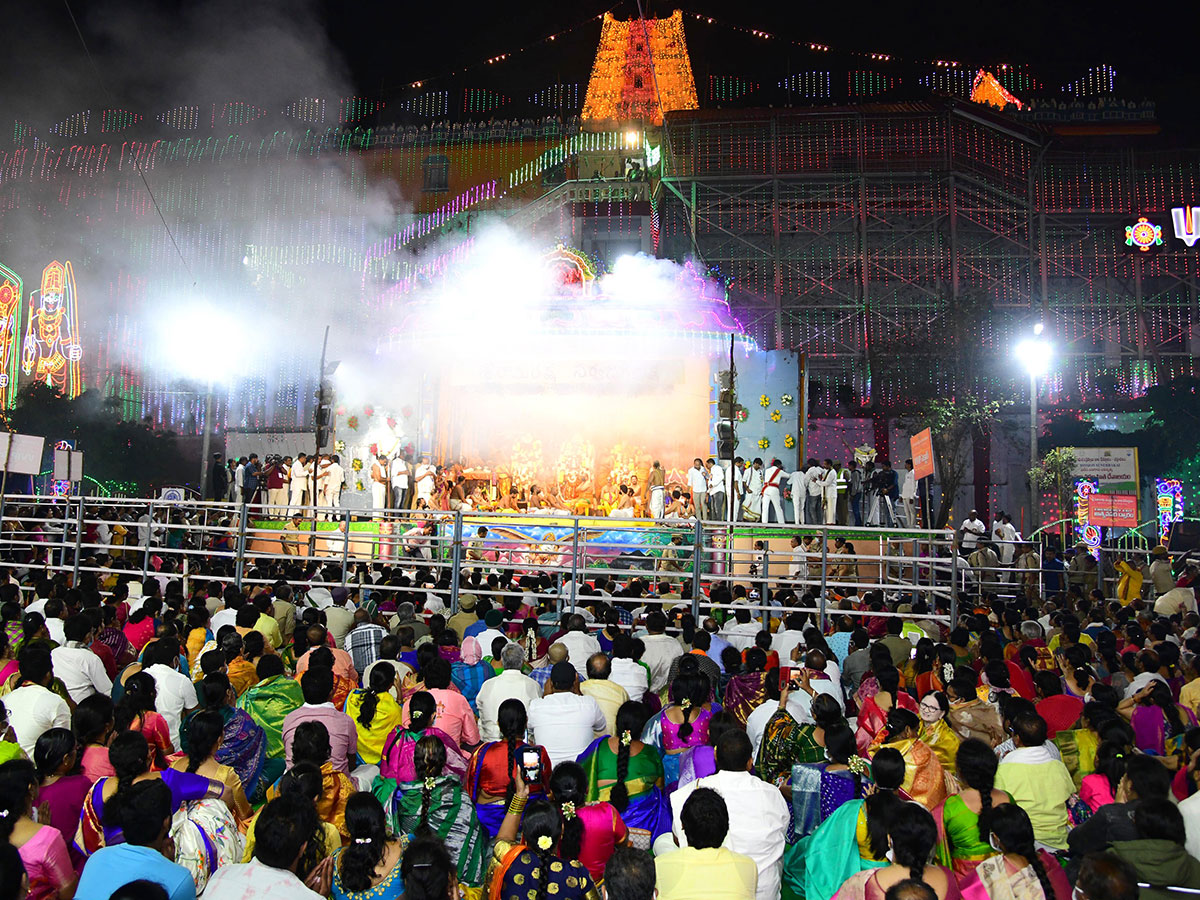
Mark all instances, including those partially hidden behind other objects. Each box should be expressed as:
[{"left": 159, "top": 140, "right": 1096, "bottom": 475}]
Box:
[
  {"left": 0, "top": 264, "right": 22, "bottom": 406},
  {"left": 22, "top": 260, "right": 82, "bottom": 398}
]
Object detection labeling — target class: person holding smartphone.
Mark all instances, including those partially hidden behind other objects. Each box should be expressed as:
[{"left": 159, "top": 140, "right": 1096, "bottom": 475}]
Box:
[{"left": 464, "top": 699, "right": 552, "bottom": 838}]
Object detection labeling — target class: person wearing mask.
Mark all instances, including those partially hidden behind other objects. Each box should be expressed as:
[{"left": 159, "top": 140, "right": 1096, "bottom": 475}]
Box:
[
  {"left": 833, "top": 803, "right": 959, "bottom": 900},
  {"left": 956, "top": 804, "right": 1070, "bottom": 900}
]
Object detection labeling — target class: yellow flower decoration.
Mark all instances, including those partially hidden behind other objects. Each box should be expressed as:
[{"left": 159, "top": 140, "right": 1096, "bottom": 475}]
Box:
[
  {"left": 537, "top": 835, "right": 554, "bottom": 851},
  {"left": 758, "top": 437, "right": 770, "bottom": 449},
  {"left": 784, "top": 434, "right": 796, "bottom": 449},
  {"left": 759, "top": 394, "right": 771, "bottom": 408},
  {"left": 770, "top": 409, "right": 782, "bottom": 423}
]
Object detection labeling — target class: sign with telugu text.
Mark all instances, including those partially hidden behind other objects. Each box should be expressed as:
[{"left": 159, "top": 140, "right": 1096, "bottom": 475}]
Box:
[
  {"left": 910, "top": 428, "right": 935, "bottom": 480},
  {"left": 1086, "top": 493, "right": 1139, "bottom": 527},
  {"left": 1070, "top": 447, "right": 1139, "bottom": 494}
]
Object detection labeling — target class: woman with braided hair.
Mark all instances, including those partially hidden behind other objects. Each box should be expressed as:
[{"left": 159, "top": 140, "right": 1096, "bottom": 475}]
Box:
[
  {"left": 958, "top": 804, "right": 1070, "bottom": 900},
  {"left": 832, "top": 803, "right": 961, "bottom": 900},
  {"left": 393, "top": 735, "right": 488, "bottom": 890},
  {"left": 331, "top": 792, "right": 406, "bottom": 900},
  {"left": 547, "top": 761, "right": 626, "bottom": 884},
  {"left": 576, "top": 700, "right": 669, "bottom": 848},
  {"left": 933, "top": 738, "right": 1013, "bottom": 876},
  {"left": 490, "top": 796, "right": 599, "bottom": 900},
  {"left": 465, "top": 699, "right": 552, "bottom": 837},
  {"left": 344, "top": 661, "right": 405, "bottom": 766}
]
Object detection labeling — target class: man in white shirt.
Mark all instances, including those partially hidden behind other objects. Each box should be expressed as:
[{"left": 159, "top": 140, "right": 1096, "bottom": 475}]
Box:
[
  {"left": 786, "top": 467, "right": 806, "bottom": 526},
  {"left": 390, "top": 454, "right": 410, "bottom": 509},
  {"left": 369, "top": 455, "right": 389, "bottom": 515},
  {"left": 804, "top": 459, "right": 825, "bottom": 525},
  {"left": 288, "top": 454, "right": 310, "bottom": 513},
  {"left": 234, "top": 458, "right": 246, "bottom": 504},
  {"left": 557, "top": 614, "right": 602, "bottom": 679},
  {"left": 743, "top": 458, "right": 764, "bottom": 521},
  {"left": 142, "top": 638, "right": 198, "bottom": 749},
  {"left": 670, "top": 730, "right": 789, "bottom": 900},
  {"left": 638, "top": 611, "right": 684, "bottom": 693},
  {"left": 771, "top": 611, "right": 807, "bottom": 662},
  {"left": 50, "top": 615, "right": 113, "bottom": 703},
  {"left": 136, "top": 511, "right": 165, "bottom": 548},
  {"left": 820, "top": 460, "right": 839, "bottom": 525},
  {"left": 900, "top": 459, "right": 918, "bottom": 526},
  {"left": 325, "top": 455, "right": 345, "bottom": 510},
  {"left": 706, "top": 458, "right": 727, "bottom": 521},
  {"left": 721, "top": 604, "right": 762, "bottom": 652},
  {"left": 994, "top": 513, "right": 1019, "bottom": 567},
  {"left": 960, "top": 510, "right": 987, "bottom": 551},
  {"left": 3, "top": 648, "right": 72, "bottom": 757},
  {"left": 687, "top": 458, "right": 708, "bottom": 520},
  {"left": 527, "top": 662, "right": 607, "bottom": 767},
  {"left": 610, "top": 635, "right": 650, "bottom": 701},
  {"left": 475, "top": 643, "right": 543, "bottom": 741},
  {"left": 413, "top": 456, "right": 436, "bottom": 504},
  {"left": 761, "top": 459, "right": 785, "bottom": 525}
]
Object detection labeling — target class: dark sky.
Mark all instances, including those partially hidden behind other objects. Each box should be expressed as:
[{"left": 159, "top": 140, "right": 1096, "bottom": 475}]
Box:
[{"left": 0, "top": 0, "right": 1190, "bottom": 137}]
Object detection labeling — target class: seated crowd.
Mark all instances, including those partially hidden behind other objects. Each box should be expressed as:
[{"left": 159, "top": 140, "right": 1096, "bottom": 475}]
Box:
[{"left": 0, "top": 555, "right": 1196, "bottom": 900}]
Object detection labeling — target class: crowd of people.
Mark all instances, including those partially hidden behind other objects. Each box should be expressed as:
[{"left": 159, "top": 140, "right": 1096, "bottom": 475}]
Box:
[{"left": 0, "top": 525, "right": 1198, "bottom": 900}]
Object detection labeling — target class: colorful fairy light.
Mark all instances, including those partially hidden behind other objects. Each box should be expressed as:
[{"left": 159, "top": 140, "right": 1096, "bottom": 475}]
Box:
[
  {"left": 970, "top": 70, "right": 1023, "bottom": 110},
  {"left": 1156, "top": 478, "right": 1184, "bottom": 544},
  {"left": 0, "top": 262, "right": 24, "bottom": 408},
  {"left": 1125, "top": 217, "right": 1162, "bottom": 252},
  {"left": 21, "top": 261, "right": 83, "bottom": 399}
]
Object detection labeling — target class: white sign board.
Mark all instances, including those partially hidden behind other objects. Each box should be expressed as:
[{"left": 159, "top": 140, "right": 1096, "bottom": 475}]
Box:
[
  {"left": 0, "top": 433, "right": 46, "bottom": 476},
  {"left": 1071, "top": 447, "right": 1140, "bottom": 494},
  {"left": 53, "top": 449, "right": 84, "bottom": 482},
  {"left": 224, "top": 431, "right": 314, "bottom": 462}
]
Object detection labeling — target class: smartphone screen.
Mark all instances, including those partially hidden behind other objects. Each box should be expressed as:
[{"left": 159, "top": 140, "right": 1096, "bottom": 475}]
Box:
[{"left": 520, "top": 747, "right": 541, "bottom": 782}]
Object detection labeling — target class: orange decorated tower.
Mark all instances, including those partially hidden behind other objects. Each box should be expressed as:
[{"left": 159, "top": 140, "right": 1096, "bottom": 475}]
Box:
[{"left": 581, "top": 10, "right": 698, "bottom": 125}]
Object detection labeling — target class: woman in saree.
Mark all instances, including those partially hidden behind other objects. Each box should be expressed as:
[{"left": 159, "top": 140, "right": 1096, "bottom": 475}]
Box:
[
  {"left": 33, "top": 728, "right": 90, "bottom": 872},
  {"left": 74, "top": 695, "right": 117, "bottom": 784},
  {"left": 180, "top": 673, "right": 266, "bottom": 798},
  {"left": 465, "top": 699, "right": 552, "bottom": 838},
  {"left": 576, "top": 701, "right": 669, "bottom": 849},
  {"left": 644, "top": 665, "right": 712, "bottom": 788},
  {"left": 856, "top": 665, "right": 917, "bottom": 754},
  {"left": 267, "top": 720, "right": 357, "bottom": 840},
  {"left": 393, "top": 735, "right": 489, "bottom": 892},
  {"left": 76, "top": 730, "right": 239, "bottom": 891},
  {"left": 548, "top": 762, "right": 627, "bottom": 884},
  {"left": 113, "top": 672, "right": 175, "bottom": 761},
  {"left": 677, "top": 710, "right": 740, "bottom": 791},
  {"left": 379, "top": 690, "right": 468, "bottom": 784},
  {"left": 0, "top": 630, "right": 18, "bottom": 689},
  {"left": 957, "top": 804, "right": 1070, "bottom": 900},
  {"left": 854, "top": 645, "right": 901, "bottom": 708},
  {"left": 1120, "top": 679, "right": 1197, "bottom": 756},
  {"left": 918, "top": 690, "right": 962, "bottom": 775},
  {"left": 914, "top": 644, "right": 957, "bottom": 700},
  {"left": 874, "top": 708, "right": 950, "bottom": 809},
  {"left": 331, "top": 792, "right": 406, "bottom": 900},
  {"left": 832, "top": 803, "right": 961, "bottom": 900},
  {"left": 344, "top": 662, "right": 405, "bottom": 767},
  {"left": 723, "top": 647, "right": 771, "bottom": 727},
  {"left": 760, "top": 681, "right": 846, "bottom": 788},
  {"left": 796, "top": 746, "right": 906, "bottom": 900},
  {"left": 789, "top": 722, "right": 870, "bottom": 842},
  {"left": 171, "top": 710, "right": 253, "bottom": 825},
  {"left": 488, "top": 793, "right": 600, "bottom": 900},
  {"left": 934, "top": 738, "right": 1013, "bottom": 877},
  {"left": 947, "top": 674, "right": 1006, "bottom": 747},
  {"left": 0, "top": 758, "right": 77, "bottom": 900}
]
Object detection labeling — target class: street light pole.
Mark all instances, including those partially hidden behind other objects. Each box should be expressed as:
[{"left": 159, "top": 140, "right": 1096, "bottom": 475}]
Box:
[
  {"left": 198, "top": 378, "right": 214, "bottom": 498},
  {"left": 1030, "top": 370, "right": 1038, "bottom": 532}
]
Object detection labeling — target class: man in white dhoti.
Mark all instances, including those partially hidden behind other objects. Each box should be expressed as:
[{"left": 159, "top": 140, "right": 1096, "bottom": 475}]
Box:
[
  {"left": 648, "top": 460, "right": 666, "bottom": 519},
  {"left": 821, "top": 459, "right": 839, "bottom": 525},
  {"left": 390, "top": 454, "right": 410, "bottom": 509},
  {"left": 786, "top": 466, "right": 806, "bottom": 526},
  {"left": 327, "top": 455, "right": 345, "bottom": 511},
  {"left": 370, "top": 455, "right": 389, "bottom": 515},
  {"left": 414, "top": 456, "right": 436, "bottom": 505},
  {"left": 687, "top": 459, "right": 708, "bottom": 520},
  {"left": 761, "top": 459, "right": 785, "bottom": 525},
  {"left": 804, "top": 459, "right": 824, "bottom": 525},
  {"left": 731, "top": 457, "right": 745, "bottom": 521},
  {"left": 743, "top": 458, "right": 763, "bottom": 520}
]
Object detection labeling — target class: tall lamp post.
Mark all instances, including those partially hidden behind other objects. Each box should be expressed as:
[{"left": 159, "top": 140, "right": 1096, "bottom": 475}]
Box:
[{"left": 1015, "top": 332, "right": 1053, "bottom": 532}]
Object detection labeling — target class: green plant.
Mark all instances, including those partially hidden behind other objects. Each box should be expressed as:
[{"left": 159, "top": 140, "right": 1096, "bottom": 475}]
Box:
[{"left": 1028, "top": 447, "right": 1077, "bottom": 540}]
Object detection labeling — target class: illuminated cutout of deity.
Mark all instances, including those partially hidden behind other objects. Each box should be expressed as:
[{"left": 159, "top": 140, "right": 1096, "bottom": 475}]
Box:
[
  {"left": 22, "top": 260, "right": 83, "bottom": 398},
  {"left": 506, "top": 435, "right": 544, "bottom": 497},
  {"left": 0, "top": 266, "right": 22, "bottom": 406},
  {"left": 605, "top": 442, "right": 649, "bottom": 499}
]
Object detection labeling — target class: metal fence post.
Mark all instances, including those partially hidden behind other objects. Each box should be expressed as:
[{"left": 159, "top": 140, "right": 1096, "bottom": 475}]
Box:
[
  {"left": 570, "top": 518, "right": 580, "bottom": 611},
  {"left": 449, "top": 509, "right": 463, "bottom": 614},
  {"left": 690, "top": 519, "right": 703, "bottom": 611},
  {"left": 761, "top": 550, "right": 770, "bottom": 630},
  {"left": 142, "top": 501, "right": 155, "bottom": 581},
  {"left": 72, "top": 494, "right": 85, "bottom": 582},
  {"left": 234, "top": 502, "right": 248, "bottom": 590},
  {"left": 819, "top": 528, "right": 829, "bottom": 631},
  {"left": 950, "top": 541, "right": 960, "bottom": 625},
  {"left": 340, "top": 508, "right": 352, "bottom": 587}
]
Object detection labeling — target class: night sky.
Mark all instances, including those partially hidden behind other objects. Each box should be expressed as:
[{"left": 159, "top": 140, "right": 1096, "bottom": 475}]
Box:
[{"left": 0, "top": 0, "right": 1191, "bottom": 137}]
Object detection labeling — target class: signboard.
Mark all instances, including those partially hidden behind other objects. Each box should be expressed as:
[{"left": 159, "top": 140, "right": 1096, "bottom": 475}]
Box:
[
  {"left": 0, "top": 433, "right": 46, "bottom": 475},
  {"left": 910, "top": 428, "right": 935, "bottom": 480},
  {"left": 1071, "top": 447, "right": 1139, "bottom": 494},
  {"left": 1087, "top": 493, "right": 1139, "bottom": 527},
  {"left": 53, "top": 448, "right": 84, "bottom": 482}
]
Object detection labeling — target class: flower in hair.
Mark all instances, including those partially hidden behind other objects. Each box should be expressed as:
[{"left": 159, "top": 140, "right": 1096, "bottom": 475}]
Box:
[
  {"left": 680, "top": 699, "right": 692, "bottom": 711},
  {"left": 424, "top": 777, "right": 437, "bottom": 791},
  {"left": 848, "top": 755, "right": 871, "bottom": 777},
  {"left": 941, "top": 663, "right": 955, "bottom": 684},
  {"left": 561, "top": 801, "right": 576, "bottom": 819},
  {"left": 354, "top": 837, "right": 372, "bottom": 844},
  {"left": 537, "top": 835, "right": 553, "bottom": 851},
  {"left": 620, "top": 730, "right": 632, "bottom": 747}
]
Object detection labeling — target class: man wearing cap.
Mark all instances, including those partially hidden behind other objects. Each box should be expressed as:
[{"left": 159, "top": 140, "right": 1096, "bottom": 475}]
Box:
[
  {"left": 474, "top": 609, "right": 508, "bottom": 658},
  {"left": 1149, "top": 546, "right": 1176, "bottom": 596},
  {"left": 447, "top": 593, "right": 480, "bottom": 642},
  {"left": 527, "top": 661, "right": 607, "bottom": 767}
]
